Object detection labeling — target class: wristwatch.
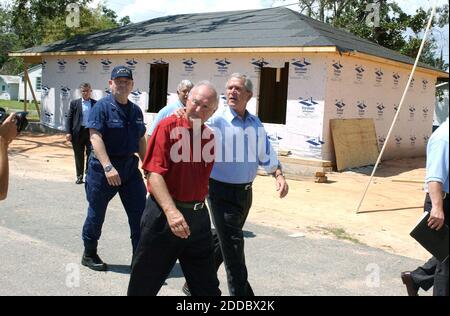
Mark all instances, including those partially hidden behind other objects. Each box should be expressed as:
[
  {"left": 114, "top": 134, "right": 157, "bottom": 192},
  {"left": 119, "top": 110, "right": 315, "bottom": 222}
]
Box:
[{"left": 104, "top": 164, "right": 114, "bottom": 173}]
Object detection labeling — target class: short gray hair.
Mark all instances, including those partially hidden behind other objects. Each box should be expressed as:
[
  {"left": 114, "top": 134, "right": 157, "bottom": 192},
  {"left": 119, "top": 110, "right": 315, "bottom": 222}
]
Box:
[
  {"left": 190, "top": 80, "right": 219, "bottom": 107},
  {"left": 177, "top": 79, "right": 194, "bottom": 92},
  {"left": 227, "top": 73, "right": 253, "bottom": 93},
  {"left": 79, "top": 83, "right": 91, "bottom": 90}
]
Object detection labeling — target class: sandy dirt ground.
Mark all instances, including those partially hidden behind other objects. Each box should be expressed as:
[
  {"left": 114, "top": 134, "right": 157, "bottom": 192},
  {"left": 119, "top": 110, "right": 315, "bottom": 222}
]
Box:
[{"left": 8, "top": 132, "right": 431, "bottom": 261}]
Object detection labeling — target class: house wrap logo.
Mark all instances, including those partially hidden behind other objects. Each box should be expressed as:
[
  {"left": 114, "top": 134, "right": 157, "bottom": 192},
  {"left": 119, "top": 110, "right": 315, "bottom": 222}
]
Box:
[
  {"left": 130, "top": 89, "right": 142, "bottom": 103},
  {"left": 374, "top": 68, "right": 383, "bottom": 85},
  {"left": 41, "top": 60, "right": 47, "bottom": 71},
  {"left": 422, "top": 79, "right": 429, "bottom": 91},
  {"left": 376, "top": 102, "right": 385, "bottom": 120},
  {"left": 408, "top": 105, "right": 416, "bottom": 121},
  {"left": 215, "top": 59, "right": 231, "bottom": 74},
  {"left": 57, "top": 59, "right": 67, "bottom": 72},
  {"left": 152, "top": 58, "right": 168, "bottom": 65},
  {"left": 424, "top": 135, "right": 430, "bottom": 145},
  {"left": 354, "top": 65, "right": 365, "bottom": 83},
  {"left": 299, "top": 97, "right": 318, "bottom": 114},
  {"left": 395, "top": 136, "right": 402, "bottom": 146},
  {"left": 251, "top": 58, "right": 269, "bottom": 73},
  {"left": 42, "top": 85, "right": 50, "bottom": 97},
  {"left": 409, "top": 135, "right": 417, "bottom": 147},
  {"left": 335, "top": 99, "right": 346, "bottom": 116},
  {"left": 356, "top": 101, "right": 367, "bottom": 117},
  {"left": 378, "top": 136, "right": 386, "bottom": 147},
  {"left": 291, "top": 58, "right": 311, "bottom": 75},
  {"left": 78, "top": 59, "right": 88, "bottom": 72},
  {"left": 409, "top": 76, "right": 415, "bottom": 88},
  {"left": 101, "top": 59, "right": 112, "bottom": 72},
  {"left": 332, "top": 60, "right": 343, "bottom": 80},
  {"left": 267, "top": 132, "right": 283, "bottom": 145},
  {"left": 393, "top": 72, "right": 400, "bottom": 87},
  {"left": 125, "top": 58, "right": 139, "bottom": 70},
  {"left": 423, "top": 106, "right": 429, "bottom": 120},
  {"left": 306, "top": 136, "right": 325, "bottom": 152},
  {"left": 60, "top": 86, "right": 71, "bottom": 99},
  {"left": 182, "top": 58, "right": 197, "bottom": 73},
  {"left": 44, "top": 110, "right": 54, "bottom": 124}
]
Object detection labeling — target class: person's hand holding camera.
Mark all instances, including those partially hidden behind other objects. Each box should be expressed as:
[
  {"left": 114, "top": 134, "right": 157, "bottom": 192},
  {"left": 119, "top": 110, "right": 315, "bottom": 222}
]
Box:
[{"left": 0, "top": 113, "right": 18, "bottom": 146}]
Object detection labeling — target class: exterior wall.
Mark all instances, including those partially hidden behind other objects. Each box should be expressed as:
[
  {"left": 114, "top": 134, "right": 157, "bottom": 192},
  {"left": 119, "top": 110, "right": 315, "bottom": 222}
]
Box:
[
  {"left": 40, "top": 53, "right": 327, "bottom": 155},
  {"left": 323, "top": 53, "right": 436, "bottom": 161},
  {"left": 0, "top": 78, "right": 19, "bottom": 101},
  {"left": 19, "top": 67, "right": 42, "bottom": 101},
  {"left": 40, "top": 53, "right": 437, "bottom": 162}
]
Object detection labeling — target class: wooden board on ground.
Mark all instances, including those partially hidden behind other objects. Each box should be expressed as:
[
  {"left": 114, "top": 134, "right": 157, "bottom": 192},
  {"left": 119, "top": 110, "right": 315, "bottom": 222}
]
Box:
[{"left": 330, "top": 118, "right": 379, "bottom": 171}]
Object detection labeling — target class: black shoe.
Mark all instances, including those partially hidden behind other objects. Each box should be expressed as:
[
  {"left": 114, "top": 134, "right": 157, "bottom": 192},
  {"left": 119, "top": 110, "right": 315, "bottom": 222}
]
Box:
[
  {"left": 182, "top": 282, "right": 191, "bottom": 296},
  {"left": 401, "top": 271, "right": 419, "bottom": 296},
  {"left": 81, "top": 253, "right": 107, "bottom": 271},
  {"left": 76, "top": 176, "right": 84, "bottom": 184}
]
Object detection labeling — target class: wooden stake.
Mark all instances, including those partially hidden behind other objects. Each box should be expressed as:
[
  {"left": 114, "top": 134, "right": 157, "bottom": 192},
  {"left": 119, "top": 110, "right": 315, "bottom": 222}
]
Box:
[
  {"left": 26, "top": 74, "right": 41, "bottom": 117},
  {"left": 356, "top": 0, "right": 438, "bottom": 213}
]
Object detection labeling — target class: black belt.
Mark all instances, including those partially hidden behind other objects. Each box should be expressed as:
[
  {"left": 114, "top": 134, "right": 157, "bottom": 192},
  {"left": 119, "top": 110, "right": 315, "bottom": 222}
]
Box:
[
  {"left": 174, "top": 200, "right": 205, "bottom": 211},
  {"left": 210, "top": 178, "right": 252, "bottom": 191}
]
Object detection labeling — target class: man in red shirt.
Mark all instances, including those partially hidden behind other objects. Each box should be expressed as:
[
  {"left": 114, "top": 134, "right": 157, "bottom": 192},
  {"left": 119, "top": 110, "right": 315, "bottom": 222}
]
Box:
[{"left": 127, "top": 81, "right": 220, "bottom": 296}]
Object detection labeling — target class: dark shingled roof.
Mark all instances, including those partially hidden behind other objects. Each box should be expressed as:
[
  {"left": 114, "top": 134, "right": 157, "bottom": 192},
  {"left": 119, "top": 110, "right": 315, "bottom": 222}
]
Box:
[{"left": 15, "top": 7, "right": 447, "bottom": 74}]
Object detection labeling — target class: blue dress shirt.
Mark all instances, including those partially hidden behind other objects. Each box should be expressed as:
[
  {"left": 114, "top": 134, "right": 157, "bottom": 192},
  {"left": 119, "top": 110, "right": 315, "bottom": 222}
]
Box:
[
  {"left": 81, "top": 98, "right": 92, "bottom": 127},
  {"left": 426, "top": 118, "right": 449, "bottom": 193},
  {"left": 207, "top": 106, "right": 279, "bottom": 184},
  {"left": 147, "top": 99, "right": 183, "bottom": 136}
]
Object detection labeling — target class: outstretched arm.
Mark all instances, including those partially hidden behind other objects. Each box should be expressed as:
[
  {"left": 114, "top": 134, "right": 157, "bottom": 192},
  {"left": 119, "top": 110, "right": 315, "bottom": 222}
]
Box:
[{"left": 0, "top": 114, "right": 18, "bottom": 200}]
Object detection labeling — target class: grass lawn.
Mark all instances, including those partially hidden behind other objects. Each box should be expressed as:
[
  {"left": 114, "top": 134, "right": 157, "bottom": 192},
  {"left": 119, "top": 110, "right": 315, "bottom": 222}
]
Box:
[{"left": 0, "top": 100, "right": 41, "bottom": 121}]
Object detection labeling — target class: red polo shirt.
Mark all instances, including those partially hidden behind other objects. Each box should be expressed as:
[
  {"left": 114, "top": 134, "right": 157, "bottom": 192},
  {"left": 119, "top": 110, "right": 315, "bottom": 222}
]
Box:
[{"left": 142, "top": 115, "right": 215, "bottom": 202}]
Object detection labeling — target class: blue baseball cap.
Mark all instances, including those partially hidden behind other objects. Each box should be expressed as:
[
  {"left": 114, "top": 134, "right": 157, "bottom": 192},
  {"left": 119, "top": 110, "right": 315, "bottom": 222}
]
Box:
[{"left": 111, "top": 65, "right": 133, "bottom": 80}]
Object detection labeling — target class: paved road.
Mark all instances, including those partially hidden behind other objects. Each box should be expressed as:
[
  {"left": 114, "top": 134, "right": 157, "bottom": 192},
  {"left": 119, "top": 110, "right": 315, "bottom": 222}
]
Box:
[{"left": 0, "top": 174, "right": 427, "bottom": 296}]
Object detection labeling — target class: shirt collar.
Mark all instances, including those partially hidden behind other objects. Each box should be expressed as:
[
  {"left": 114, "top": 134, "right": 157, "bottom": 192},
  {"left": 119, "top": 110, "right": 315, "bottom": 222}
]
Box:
[{"left": 225, "top": 106, "right": 253, "bottom": 123}]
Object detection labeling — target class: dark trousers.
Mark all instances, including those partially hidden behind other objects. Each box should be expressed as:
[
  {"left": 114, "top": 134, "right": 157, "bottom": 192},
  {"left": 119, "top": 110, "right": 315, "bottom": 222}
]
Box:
[
  {"left": 128, "top": 197, "right": 220, "bottom": 296},
  {"left": 208, "top": 178, "right": 255, "bottom": 296},
  {"left": 411, "top": 193, "right": 449, "bottom": 296},
  {"left": 82, "top": 156, "right": 146, "bottom": 253},
  {"left": 72, "top": 127, "right": 91, "bottom": 178}
]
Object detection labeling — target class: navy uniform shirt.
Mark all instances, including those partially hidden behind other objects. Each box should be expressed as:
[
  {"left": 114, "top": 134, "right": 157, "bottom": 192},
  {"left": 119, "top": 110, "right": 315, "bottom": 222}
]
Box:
[{"left": 87, "top": 94, "right": 146, "bottom": 157}]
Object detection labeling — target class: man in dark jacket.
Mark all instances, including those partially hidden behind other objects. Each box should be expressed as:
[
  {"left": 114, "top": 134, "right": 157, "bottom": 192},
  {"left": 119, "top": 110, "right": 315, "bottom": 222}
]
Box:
[{"left": 66, "top": 83, "right": 96, "bottom": 184}]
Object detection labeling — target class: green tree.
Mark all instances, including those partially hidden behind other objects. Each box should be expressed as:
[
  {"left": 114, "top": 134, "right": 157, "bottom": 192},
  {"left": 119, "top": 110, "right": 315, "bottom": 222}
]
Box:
[
  {"left": 0, "top": 3, "right": 23, "bottom": 74},
  {"left": 287, "top": 0, "right": 449, "bottom": 71},
  {"left": 41, "top": 5, "right": 116, "bottom": 44},
  {"left": 1, "top": 0, "right": 131, "bottom": 74}
]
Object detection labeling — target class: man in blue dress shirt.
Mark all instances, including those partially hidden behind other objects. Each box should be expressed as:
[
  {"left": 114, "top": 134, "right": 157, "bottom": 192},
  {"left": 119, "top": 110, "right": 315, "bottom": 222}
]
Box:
[
  {"left": 147, "top": 79, "right": 194, "bottom": 136},
  {"left": 66, "top": 83, "right": 97, "bottom": 184},
  {"left": 183, "top": 73, "right": 289, "bottom": 296},
  {"left": 401, "top": 117, "right": 449, "bottom": 296}
]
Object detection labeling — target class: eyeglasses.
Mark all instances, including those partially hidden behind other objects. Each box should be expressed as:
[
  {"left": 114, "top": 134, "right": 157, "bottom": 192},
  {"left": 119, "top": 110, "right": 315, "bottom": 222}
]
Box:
[{"left": 189, "top": 98, "right": 213, "bottom": 110}]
